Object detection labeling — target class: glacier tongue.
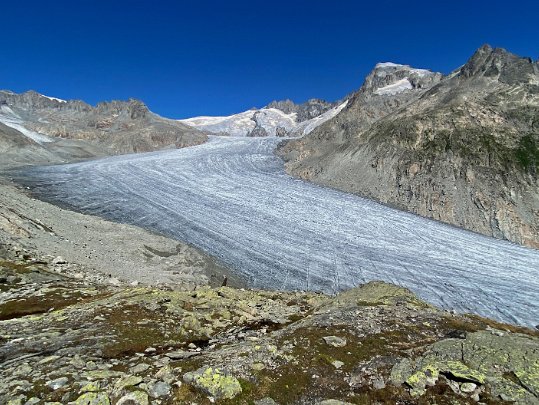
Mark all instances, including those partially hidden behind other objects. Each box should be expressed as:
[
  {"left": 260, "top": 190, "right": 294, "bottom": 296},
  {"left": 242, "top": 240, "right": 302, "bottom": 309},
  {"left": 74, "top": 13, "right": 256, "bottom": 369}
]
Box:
[{"left": 15, "top": 136, "right": 539, "bottom": 327}]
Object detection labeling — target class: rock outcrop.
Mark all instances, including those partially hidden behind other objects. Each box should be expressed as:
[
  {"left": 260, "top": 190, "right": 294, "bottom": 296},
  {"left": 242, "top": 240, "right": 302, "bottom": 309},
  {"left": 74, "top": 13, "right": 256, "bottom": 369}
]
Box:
[{"left": 279, "top": 45, "right": 539, "bottom": 248}]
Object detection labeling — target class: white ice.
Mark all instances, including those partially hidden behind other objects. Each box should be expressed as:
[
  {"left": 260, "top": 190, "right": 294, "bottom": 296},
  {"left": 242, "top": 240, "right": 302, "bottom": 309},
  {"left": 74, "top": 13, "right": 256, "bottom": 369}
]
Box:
[{"left": 16, "top": 136, "right": 539, "bottom": 327}]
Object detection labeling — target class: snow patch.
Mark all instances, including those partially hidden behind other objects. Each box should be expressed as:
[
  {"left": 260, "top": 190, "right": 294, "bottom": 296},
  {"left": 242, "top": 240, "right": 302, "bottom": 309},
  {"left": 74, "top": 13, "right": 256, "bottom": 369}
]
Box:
[
  {"left": 376, "top": 62, "right": 406, "bottom": 68},
  {"left": 41, "top": 94, "right": 67, "bottom": 103},
  {"left": 0, "top": 105, "right": 54, "bottom": 144},
  {"left": 293, "top": 100, "right": 348, "bottom": 136},
  {"left": 374, "top": 78, "right": 413, "bottom": 95}
]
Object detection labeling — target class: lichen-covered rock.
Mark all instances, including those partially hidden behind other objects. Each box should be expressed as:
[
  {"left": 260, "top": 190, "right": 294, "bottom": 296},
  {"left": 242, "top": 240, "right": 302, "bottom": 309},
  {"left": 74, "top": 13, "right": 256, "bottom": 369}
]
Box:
[
  {"left": 113, "top": 375, "right": 143, "bottom": 393},
  {"left": 115, "top": 391, "right": 149, "bottom": 405},
  {"left": 183, "top": 367, "right": 242, "bottom": 399},
  {"left": 391, "top": 330, "right": 539, "bottom": 403},
  {"left": 71, "top": 392, "right": 111, "bottom": 405}
]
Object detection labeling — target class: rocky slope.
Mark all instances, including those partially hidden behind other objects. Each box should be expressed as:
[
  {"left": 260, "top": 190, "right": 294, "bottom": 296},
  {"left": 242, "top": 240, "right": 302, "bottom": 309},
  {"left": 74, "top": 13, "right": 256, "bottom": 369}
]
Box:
[
  {"left": 279, "top": 45, "right": 539, "bottom": 248},
  {"left": 0, "top": 90, "right": 209, "bottom": 167},
  {"left": 0, "top": 180, "right": 232, "bottom": 288},
  {"left": 178, "top": 98, "right": 347, "bottom": 138},
  {"left": 1, "top": 250, "right": 538, "bottom": 404}
]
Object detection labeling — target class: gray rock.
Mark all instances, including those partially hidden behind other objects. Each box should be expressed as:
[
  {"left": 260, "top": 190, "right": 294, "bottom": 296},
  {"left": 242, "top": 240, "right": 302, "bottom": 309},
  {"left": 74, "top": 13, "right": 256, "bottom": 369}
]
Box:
[
  {"left": 116, "top": 391, "right": 149, "bottom": 405},
  {"left": 148, "top": 381, "right": 171, "bottom": 398},
  {"left": 52, "top": 256, "right": 67, "bottom": 265},
  {"left": 45, "top": 377, "right": 69, "bottom": 390},
  {"left": 460, "top": 382, "right": 477, "bottom": 393},
  {"left": 254, "top": 398, "right": 279, "bottom": 405},
  {"left": 372, "top": 377, "right": 386, "bottom": 390},
  {"left": 164, "top": 350, "right": 200, "bottom": 360},
  {"left": 130, "top": 363, "right": 150, "bottom": 374},
  {"left": 322, "top": 336, "right": 347, "bottom": 347}
]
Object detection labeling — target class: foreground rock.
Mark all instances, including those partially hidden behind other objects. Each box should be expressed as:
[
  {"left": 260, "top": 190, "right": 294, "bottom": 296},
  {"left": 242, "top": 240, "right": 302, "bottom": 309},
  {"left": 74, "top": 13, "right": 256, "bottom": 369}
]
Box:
[{"left": 1, "top": 252, "right": 538, "bottom": 404}]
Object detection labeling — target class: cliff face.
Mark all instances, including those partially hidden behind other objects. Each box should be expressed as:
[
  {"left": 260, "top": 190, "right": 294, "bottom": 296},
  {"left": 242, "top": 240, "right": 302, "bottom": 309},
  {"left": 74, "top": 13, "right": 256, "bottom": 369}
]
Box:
[{"left": 279, "top": 46, "right": 539, "bottom": 248}]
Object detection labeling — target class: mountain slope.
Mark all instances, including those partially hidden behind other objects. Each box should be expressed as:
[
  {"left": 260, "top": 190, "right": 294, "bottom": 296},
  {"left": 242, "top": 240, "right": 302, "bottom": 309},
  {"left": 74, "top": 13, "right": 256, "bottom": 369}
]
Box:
[
  {"left": 279, "top": 45, "right": 539, "bottom": 248},
  {"left": 0, "top": 91, "right": 209, "bottom": 161}
]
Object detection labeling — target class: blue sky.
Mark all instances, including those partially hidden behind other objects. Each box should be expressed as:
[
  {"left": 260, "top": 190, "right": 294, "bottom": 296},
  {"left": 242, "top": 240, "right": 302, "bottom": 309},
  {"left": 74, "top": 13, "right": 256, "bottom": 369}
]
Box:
[{"left": 1, "top": 0, "right": 538, "bottom": 118}]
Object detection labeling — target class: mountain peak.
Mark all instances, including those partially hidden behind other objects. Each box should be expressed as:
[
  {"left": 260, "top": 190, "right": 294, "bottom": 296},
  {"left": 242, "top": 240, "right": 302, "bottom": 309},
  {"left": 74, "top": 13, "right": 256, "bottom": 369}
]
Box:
[
  {"left": 361, "top": 62, "right": 441, "bottom": 96},
  {"left": 458, "top": 45, "right": 536, "bottom": 84}
]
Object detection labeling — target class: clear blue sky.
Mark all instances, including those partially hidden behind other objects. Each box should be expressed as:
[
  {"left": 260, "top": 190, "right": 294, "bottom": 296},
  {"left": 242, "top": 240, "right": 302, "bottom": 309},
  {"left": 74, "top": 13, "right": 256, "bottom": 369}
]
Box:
[{"left": 1, "top": 0, "right": 538, "bottom": 118}]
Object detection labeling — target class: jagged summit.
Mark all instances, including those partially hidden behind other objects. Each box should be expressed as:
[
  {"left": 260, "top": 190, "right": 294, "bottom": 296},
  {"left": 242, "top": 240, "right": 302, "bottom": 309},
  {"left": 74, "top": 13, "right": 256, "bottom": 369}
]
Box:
[{"left": 457, "top": 44, "right": 537, "bottom": 84}]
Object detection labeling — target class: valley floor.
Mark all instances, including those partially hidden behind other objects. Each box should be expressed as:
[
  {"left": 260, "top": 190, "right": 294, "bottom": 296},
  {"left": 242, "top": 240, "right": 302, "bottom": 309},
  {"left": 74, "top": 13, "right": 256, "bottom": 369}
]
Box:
[{"left": 9, "top": 136, "right": 539, "bottom": 327}]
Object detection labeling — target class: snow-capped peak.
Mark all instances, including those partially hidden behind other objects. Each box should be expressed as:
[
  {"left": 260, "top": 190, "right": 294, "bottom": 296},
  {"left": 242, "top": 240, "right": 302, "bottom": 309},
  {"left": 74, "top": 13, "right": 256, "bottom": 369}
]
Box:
[
  {"left": 375, "top": 62, "right": 406, "bottom": 69},
  {"left": 179, "top": 101, "right": 347, "bottom": 138},
  {"left": 375, "top": 62, "right": 433, "bottom": 78},
  {"left": 179, "top": 108, "right": 297, "bottom": 137}
]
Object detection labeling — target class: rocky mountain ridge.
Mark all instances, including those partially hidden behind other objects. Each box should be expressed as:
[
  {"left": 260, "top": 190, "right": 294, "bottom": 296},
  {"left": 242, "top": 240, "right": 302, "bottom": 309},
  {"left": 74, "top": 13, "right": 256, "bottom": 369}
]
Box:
[
  {"left": 0, "top": 90, "right": 209, "bottom": 167},
  {"left": 278, "top": 45, "right": 539, "bottom": 248}
]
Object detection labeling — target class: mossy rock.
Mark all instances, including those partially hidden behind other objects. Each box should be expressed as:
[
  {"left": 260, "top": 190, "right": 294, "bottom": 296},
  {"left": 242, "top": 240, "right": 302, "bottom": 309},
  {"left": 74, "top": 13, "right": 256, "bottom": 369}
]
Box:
[
  {"left": 183, "top": 366, "right": 242, "bottom": 399},
  {"left": 72, "top": 392, "right": 111, "bottom": 405}
]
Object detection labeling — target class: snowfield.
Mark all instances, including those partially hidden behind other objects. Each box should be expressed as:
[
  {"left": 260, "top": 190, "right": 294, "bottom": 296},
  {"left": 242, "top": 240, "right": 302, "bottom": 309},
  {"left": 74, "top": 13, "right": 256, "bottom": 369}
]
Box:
[{"left": 15, "top": 136, "right": 539, "bottom": 327}]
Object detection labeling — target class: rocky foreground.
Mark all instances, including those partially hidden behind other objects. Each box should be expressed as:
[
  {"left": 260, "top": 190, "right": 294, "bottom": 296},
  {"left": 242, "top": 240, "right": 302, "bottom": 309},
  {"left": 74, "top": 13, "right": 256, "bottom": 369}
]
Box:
[{"left": 1, "top": 247, "right": 539, "bottom": 404}]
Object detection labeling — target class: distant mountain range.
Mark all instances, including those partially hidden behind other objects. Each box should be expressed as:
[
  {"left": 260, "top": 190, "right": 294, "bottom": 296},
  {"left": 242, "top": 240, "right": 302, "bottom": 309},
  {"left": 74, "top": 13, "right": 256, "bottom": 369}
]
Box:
[{"left": 178, "top": 98, "right": 349, "bottom": 137}]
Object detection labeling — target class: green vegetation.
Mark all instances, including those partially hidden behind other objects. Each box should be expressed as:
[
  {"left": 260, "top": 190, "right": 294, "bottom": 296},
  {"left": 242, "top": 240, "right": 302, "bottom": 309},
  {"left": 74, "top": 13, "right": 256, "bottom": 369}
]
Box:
[{"left": 515, "top": 134, "right": 539, "bottom": 172}]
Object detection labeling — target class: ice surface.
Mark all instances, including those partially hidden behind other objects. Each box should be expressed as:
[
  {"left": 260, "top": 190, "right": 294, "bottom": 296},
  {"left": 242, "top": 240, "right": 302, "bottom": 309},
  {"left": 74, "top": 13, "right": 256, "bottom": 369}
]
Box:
[{"left": 15, "top": 137, "right": 539, "bottom": 327}]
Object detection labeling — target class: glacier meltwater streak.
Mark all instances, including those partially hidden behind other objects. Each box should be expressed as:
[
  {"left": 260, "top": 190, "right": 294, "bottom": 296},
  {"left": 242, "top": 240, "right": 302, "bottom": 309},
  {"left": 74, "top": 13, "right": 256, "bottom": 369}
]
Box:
[{"left": 14, "top": 136, "right": 539, "bottom": 327}]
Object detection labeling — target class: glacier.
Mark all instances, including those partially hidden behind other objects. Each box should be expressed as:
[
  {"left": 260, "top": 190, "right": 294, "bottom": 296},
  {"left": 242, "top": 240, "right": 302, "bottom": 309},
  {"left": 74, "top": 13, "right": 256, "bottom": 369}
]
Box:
[{"left": 13, "top": 136, "right": 539, "bottom": 327}]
